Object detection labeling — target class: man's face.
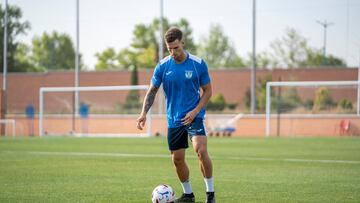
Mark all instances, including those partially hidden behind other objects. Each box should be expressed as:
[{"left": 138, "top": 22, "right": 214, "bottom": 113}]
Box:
[{"left": 166, "top": 39, "right": 184, "bottom": 61}]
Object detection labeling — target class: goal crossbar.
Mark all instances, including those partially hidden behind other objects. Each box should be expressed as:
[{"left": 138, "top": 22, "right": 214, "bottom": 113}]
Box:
[{"left": 265, "top": 80, "right": 360, "bottom": 137}]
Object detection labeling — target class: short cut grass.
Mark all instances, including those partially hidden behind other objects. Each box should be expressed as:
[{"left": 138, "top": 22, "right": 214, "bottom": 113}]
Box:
[{"left": 1, "top": 137, "right": 360, "bottom": 202}]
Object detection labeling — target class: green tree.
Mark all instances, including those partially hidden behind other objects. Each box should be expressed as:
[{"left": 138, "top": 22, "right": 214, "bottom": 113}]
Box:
[
  {"left": 130, "top": 22, "right": 160, "bottom": 67},
  {"left": 269, "top": 28, "right": 308, "bottom": 68},
  {"left": 313, "top": 87, "right": 335, "bottom": 111},
  {"left": 337, "top": 99, "right": 353, "bottom": 111},
  {"left": 0, "top": 4, "right": 31, "bottom": 72},
  {"left": 266, "top": 27, "right": 346, "bottom": 68},
  {"left": 274, "top": 88, "right": 302, "bottom": 113},
  {"left": 118, "top": 46, "right": 156, "bottom": 69},
  {"left": 223, "top": 48, "right": 246, "bottom": 68},
  {"left": 197, "top": 24, "right": 246, "bottom": 68},
  {"left": 305, "top": 48, "right": 346, "bottom": 67},
  {"left": 98, "top": 17, "right": 196, "bottom": 70},
  {"left": 31, "top": 31, "right": 78, "bottom": 70},
  {"left": 244, "top": 75, "right": 297, "bottom": 113},
  {"left": 117, "top": 48, "right": 137, "bottom": 69},
  {"left": 323, "top": 54, "right": 346, "bottom": 66},
  {"left": 173, "top": 18, "right": 197, "bottom": 54},
  {"left": 245, "top": 52, "right": 276, "bottom": 69},
  {"left": 256, "top": 75, "right": 273, "bottom": 112},
  {"left": 13, "top": 43, "right": 41, "bottom": 72},
  {"left": 244, "top": 75, "right": 302, "bottom": 113},
  {"left": 123, "top": 65, "right": 141, "bottom": 113},
  {"left": 206, "top": 93, "right": 227, "bottom": 111},
  {"left": 128, "top": 17, "right": 196, "bottom": 68},
  {"left": 95, "top": 47, "right": 118, "bottom": 70}
]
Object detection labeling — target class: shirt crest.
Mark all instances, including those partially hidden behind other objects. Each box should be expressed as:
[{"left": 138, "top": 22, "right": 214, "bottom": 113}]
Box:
[{"left": 185, "top": 70, "right": 193, "bottom": 79}]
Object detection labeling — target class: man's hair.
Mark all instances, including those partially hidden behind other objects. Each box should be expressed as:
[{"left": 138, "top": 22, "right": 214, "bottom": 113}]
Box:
[{"left": 164, "top": 27, "right": 183, "bottom": 43}]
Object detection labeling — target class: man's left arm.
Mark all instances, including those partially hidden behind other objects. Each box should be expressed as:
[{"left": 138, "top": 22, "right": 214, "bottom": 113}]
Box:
[{"left": 181, "top": 83, "right": 212, "bottom": 125}]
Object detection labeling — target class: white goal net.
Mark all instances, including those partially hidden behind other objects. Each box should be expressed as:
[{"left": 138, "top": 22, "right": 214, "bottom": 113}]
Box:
[
  {"left": 39, "top": 85, "right": 151, "bottom": 137},
  {"left": 266, "top": 81, "right": 360, "bottom": 137}
]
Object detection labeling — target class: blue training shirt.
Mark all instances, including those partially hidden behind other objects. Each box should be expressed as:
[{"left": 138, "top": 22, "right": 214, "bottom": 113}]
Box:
[{"left": 151, "top": 52, "right": 211, "bottom": 128}]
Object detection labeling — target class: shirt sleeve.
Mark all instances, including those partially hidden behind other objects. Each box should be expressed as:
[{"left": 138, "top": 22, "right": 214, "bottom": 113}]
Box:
[
  {"left": 151, "top": 63, "right": 163, "bottom": 87},
  {"left": 199, "top": 60, "right": 211, "bottom": 86}
]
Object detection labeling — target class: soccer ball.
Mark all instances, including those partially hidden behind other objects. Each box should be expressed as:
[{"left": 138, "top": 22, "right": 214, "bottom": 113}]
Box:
[{"left": 151, "top": 184, "right": 176, "bottom": 203}]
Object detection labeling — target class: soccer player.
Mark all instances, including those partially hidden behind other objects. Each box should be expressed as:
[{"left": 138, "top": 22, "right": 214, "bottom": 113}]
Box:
[{"left": 136, "top": 27, "right": 215, "bottom": 203}]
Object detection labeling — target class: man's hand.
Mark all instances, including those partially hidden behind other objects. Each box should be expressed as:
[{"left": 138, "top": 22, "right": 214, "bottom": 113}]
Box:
[
  {"left": 181, "top": 109, "right": 199, "bottom": 125},
  {"left": 136, "top": 114, "right": 146, "bottom": 130},
  {"left": 181, "top": 83, "right": 211, "bottom": 126}
]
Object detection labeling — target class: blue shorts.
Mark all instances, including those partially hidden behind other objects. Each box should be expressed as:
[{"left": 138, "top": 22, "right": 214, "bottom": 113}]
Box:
[{"left": 167, "top": 118, "right": 206, "bottom": 151}]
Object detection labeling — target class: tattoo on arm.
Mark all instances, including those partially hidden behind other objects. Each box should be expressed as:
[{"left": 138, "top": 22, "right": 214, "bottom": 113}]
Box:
[{"left": 143, "top": 86, "right": 159, "bottom": 114}]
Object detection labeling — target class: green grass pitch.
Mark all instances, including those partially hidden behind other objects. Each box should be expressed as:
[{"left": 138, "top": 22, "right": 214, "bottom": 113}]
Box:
[{"left": 1, "top": 136, "right": 360, "bottom": 202}]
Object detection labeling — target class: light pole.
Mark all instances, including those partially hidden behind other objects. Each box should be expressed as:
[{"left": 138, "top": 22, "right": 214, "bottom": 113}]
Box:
[
  {"left": 3, "top": 0, "right": 8, "bottom": 94},
  {"left": 75, "top": 0, "right": 80, "bottom": 114},
  {"left": 358, "top": 50, "right": 360, "bottom": 115},
  {"left": 251, "top": 0, "right": 257, "bottom": 114},
  {"left": 72, "top": 0, "right": 80, "bottom": 133},
  {"left": 316, "top": 20, "right": 334, "bottom": 65},
  {"left": 1, "top": 0, "right": 8, "bottom": 136},
  {"left": 158, "top": 0, "right": 165, "bottom": 114},
  {"left": 159, "top": 0, "right": 164, "bottom": 61}
]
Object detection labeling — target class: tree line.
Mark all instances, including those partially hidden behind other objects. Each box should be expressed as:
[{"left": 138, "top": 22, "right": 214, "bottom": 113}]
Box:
[{"left": 0, "top": 4, "right": 345, "bottom": 73}]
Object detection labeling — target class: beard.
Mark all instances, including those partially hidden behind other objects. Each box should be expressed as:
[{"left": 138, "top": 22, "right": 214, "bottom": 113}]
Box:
[
  {"left": 172, "top": 52, "right": 185, "bottom": 63},
  {"left": 172, "top": 55, "right": 180, "bottom": 61}
]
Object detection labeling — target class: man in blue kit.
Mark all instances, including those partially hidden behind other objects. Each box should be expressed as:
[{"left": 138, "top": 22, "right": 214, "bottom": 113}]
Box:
[{"left": 136, "top": 27, "right": 215, "bottom": 203}]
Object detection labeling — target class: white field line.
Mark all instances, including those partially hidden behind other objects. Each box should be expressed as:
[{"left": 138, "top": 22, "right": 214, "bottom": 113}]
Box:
[
  {"left": 226, "top": 157, "right": 360, "bottom": 164},
  {"left": 19, "top": 151, "right": 360, "bottom": 165},
  {"left": 28, "top": 151, "right": 172, "bottom": 158}
]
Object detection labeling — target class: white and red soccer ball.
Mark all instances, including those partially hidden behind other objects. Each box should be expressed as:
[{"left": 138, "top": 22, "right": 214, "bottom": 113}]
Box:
[{"left": 151, "top": 184, "right": 176, "bottom": 203}]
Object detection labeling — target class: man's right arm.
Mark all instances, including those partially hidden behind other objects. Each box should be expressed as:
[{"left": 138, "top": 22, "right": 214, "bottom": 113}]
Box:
[
  {"left": 136, "top": 85, "right": 159, "bottom": 130},
  {"left": 142, "top": 85, "right": 159, "bottom": 115}
]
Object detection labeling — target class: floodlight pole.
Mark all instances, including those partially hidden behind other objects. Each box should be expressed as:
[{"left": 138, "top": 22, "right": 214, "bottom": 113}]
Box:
[
  {"left": 316, "top": 20, "right": 334, "bottom": 65},
  {"left": 159, "top": 0, "right": 164, "bottom": 61},
  {"left": 251, "top": 0, "right": 257, "bottom": 114},
  {"left": 75, "top": 0, "right": 80, "bottom": 116},
  {"left": 158, "top": 0, "right": 165, "bottom": 114},
  {"left": 1, "top": 0, "right": 8, "bottom": 136},
  {"left": 3, "top": 0, "right": 8, "bottom": 93},
  {"left": 346, "top": 0, "right": 349, "bottom": 62},
  {"left": 358, "top": 50, "right": 360, "bottom": 115}
]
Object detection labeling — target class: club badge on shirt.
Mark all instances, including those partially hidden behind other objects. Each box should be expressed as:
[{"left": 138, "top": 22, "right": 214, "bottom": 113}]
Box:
[{"left": 185, "top": 70, "right": 193, "bottom": 79}]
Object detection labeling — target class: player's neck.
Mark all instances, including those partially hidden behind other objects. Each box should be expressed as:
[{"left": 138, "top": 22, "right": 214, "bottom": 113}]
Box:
[{"left": 174, "top": 51, "right": 187, "bottom": 64}]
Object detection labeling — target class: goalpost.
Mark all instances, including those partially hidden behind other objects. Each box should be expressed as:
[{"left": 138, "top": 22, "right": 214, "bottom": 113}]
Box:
[
  {"left": 266, "top": 81, "right": 360, "bottom": 137},
  {"left": 39, "top": 85, "right": 151, "bottom": 137},
  {"left": 0, "top": 119, "right": 16, "bottom": 137}
]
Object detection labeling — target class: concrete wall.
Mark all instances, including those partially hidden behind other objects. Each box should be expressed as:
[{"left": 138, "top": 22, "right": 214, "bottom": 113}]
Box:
[
  {"left": 7, "top": 114, "right": 360, "bottom": 137},
  {"left": 2, "top": 67, "right": 359, "bottom": 137},
  {"left": 2, "top": 67, "right": 358, "bottom": 113}
]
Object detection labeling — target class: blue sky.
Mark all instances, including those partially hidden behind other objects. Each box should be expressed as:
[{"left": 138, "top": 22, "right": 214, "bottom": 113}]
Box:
[{"left": 10, "top": 0, "right": 360, "bottom": 69}]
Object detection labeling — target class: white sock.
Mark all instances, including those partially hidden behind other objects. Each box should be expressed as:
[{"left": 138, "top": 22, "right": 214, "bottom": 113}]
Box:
[
  {"left": 181, "top": 180, "right": 193, "bottom": 194},
  {"left": 204, "top": 177, "right": 214, "bottom": 192}
]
